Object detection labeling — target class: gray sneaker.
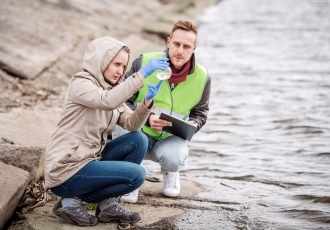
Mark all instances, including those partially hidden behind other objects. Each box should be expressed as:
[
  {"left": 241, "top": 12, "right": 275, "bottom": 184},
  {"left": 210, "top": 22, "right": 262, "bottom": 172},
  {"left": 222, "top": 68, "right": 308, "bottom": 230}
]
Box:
[
  {"left": 52, "top": 198, "right": 98, "bottom": 227},
  {"left": 96, "top": 197, "right": 141, "bottom": 223}
]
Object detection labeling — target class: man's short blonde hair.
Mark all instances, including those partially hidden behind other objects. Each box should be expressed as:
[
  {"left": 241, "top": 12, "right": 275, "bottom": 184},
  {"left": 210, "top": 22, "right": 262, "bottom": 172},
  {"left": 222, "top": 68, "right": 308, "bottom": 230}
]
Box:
[{"left": 170, "top": 20, "right": 198, "bottom": 43}]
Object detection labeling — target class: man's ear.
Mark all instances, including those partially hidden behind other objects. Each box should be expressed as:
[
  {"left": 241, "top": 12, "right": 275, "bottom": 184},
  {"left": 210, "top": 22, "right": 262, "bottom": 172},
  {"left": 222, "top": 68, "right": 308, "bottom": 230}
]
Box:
[{"left": 166, "top": 37, "right": 170, "bottom": 48}]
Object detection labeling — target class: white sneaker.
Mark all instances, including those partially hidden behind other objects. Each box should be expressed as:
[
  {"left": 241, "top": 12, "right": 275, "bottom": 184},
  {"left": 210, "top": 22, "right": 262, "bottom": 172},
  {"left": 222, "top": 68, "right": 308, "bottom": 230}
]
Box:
[
  {"left": 162, "top": 172, "right": 181, "bottom": 197},
  {"left": 121, "top": 189, "right": 139, "bottom": 203}
]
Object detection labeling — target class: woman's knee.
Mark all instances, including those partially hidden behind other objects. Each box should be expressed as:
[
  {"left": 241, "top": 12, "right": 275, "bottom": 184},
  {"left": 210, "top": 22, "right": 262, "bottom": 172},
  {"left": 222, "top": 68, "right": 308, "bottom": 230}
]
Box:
[
  {"left": 131, "top": 131, "right": 148, "bottom": 150},
  {"left": 131, "top": 165, "right": 146, "bottom": 186}
]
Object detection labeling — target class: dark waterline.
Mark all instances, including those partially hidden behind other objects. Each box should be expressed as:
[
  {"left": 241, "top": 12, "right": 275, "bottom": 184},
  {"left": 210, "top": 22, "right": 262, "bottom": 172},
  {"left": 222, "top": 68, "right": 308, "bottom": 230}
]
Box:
[{"left": 143, "top": 0, "right": 330, "bottom": 229}]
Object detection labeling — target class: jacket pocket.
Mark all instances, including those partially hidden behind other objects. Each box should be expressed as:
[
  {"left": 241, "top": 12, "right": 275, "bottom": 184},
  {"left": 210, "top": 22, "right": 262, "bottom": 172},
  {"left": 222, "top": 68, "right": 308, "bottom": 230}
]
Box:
[{"left": 64, "top": 140, "right": 94, "bottom": 163}]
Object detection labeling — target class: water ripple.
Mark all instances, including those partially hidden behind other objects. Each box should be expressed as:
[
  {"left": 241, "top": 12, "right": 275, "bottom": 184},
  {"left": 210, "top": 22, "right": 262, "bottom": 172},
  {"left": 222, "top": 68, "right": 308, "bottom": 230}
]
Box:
[{"left": 189, "top": 0, "right": 330, "bottom": 228}]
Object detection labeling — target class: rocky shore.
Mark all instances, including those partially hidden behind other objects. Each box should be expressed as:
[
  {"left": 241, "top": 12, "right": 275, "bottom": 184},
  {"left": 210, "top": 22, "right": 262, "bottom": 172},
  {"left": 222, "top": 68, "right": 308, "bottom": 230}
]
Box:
[{"left": 0, "top": 0, "right": 219, "bottom": 229}]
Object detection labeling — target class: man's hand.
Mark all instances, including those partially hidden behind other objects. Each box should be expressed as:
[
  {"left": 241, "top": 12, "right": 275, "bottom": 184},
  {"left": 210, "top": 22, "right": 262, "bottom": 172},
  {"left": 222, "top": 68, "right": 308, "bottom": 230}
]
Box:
[{"left": 149, "top": 114, "right": 172, "bottom": 132}]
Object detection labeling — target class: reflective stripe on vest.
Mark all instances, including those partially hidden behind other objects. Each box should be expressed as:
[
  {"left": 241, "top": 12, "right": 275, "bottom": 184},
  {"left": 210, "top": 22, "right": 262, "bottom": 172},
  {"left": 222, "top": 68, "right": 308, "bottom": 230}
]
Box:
[{"left": 136, "top": 52, "right": 207, "bottom": 139}]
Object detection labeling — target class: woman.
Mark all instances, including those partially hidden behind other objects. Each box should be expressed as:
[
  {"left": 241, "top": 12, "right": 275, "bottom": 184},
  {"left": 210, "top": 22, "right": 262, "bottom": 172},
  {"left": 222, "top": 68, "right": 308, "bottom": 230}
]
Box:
[{"left": 44, "top": 37, "right": 169, "bottom": 227}]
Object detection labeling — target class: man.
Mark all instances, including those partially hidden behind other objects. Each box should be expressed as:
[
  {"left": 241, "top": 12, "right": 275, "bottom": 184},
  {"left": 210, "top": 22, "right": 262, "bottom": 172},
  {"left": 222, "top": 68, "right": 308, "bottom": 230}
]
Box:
[{"left": 120, "top": 20, "right": 211, "bottom": 202}]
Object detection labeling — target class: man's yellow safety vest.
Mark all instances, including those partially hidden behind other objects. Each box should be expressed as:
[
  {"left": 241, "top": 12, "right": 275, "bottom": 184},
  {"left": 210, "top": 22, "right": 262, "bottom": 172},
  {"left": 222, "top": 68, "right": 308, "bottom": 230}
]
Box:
[{"left": 136, "top": 52, "right": 208, "bottom": 140}]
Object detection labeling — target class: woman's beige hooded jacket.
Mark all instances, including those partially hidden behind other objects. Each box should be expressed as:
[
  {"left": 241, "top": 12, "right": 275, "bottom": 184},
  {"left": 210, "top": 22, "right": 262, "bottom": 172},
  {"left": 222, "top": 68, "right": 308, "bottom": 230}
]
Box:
[{"left": 44, "top": 37, "right": 152, "bottom": 189}]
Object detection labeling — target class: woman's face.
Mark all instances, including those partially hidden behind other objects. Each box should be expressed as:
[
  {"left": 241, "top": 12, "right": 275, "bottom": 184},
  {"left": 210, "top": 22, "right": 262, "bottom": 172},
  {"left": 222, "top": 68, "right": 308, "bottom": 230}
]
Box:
[{"left": 103, "top": 49, "right": 128, "bottom": 85}]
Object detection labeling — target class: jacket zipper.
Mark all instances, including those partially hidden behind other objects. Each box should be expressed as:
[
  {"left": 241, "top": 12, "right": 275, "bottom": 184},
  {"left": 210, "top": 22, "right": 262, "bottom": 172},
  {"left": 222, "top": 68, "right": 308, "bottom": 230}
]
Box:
[{"left": 167, "top": 82, "right": 174, "bottom": 115}]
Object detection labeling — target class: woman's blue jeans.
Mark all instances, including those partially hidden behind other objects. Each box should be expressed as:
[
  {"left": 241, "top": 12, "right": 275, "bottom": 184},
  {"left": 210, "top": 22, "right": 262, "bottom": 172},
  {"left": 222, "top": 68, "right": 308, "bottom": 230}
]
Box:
[{"left": 51, "top": 131, "right": 147, "bottom": 203}]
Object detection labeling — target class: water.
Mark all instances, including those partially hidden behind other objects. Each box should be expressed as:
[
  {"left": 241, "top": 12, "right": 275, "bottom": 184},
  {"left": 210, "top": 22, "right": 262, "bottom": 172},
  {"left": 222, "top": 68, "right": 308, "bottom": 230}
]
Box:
[{"left": 144, "top": 0, "right": 330, "bottom": 229}]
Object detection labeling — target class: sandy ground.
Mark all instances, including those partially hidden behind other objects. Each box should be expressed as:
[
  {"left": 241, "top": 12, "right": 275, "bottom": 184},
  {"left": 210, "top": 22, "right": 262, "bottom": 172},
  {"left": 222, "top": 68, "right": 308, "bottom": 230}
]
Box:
[{"left": 8, "top": 175, "right": 206, "bottom": 230}]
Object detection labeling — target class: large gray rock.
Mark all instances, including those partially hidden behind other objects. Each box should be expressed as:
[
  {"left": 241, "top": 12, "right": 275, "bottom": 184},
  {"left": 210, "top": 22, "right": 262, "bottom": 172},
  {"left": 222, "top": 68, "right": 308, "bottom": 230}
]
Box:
[
  {"left": 0, "top": 0, "right": 165, "bottom": 80},
  {"left": 0, "top": 144, "right": 44, "bottom": 181},
  {"left": 0, "top": 162, "right": 29, "bottom": 230},
  {"left": 0, "top": 107, "right": 61, "bottom": 181}
]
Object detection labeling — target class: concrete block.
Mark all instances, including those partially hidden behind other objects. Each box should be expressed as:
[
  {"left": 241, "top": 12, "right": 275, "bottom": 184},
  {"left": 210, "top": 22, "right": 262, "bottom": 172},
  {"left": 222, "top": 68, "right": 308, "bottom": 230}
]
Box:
[
  {"left": 0, "top": 161, "right": 29, "bottom": 230},
  {"left": 0, "top": 144, "right": 44, "bottom": 181}
]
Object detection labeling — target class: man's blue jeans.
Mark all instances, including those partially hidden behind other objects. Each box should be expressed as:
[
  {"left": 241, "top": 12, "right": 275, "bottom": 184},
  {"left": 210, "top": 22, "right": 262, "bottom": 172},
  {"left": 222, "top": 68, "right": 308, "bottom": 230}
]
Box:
[{"left": 51, "top": 131, "right": 147, "bottom": 203}]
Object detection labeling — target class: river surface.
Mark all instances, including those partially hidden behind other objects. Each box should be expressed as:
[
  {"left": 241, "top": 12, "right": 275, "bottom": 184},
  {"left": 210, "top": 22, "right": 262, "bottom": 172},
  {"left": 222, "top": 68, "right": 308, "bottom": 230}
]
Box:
[{"left": 144, "top": 0, "right": 330, "bottom": 229}]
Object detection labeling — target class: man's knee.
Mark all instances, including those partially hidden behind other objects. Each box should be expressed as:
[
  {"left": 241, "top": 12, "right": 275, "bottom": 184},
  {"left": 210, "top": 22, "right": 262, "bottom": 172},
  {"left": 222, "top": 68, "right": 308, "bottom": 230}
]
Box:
[{"left": 160, "top": 149, "right": 188, "bottom": 172}]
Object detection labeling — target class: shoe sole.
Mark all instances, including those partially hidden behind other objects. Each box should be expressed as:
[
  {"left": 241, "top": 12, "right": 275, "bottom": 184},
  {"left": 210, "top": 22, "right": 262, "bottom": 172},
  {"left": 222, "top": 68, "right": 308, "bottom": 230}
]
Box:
[
  {"left": 121, "top": 198, "right": 138, "bottom": 203},
  {"left": 53, "top": 208, "right": 98, "bottom": 227},
  {"left": 98, "top": 216, "right": 141, "bottom": 224},
  {"left": 162, "top": 190, "right": 180, "bottom": 197}
]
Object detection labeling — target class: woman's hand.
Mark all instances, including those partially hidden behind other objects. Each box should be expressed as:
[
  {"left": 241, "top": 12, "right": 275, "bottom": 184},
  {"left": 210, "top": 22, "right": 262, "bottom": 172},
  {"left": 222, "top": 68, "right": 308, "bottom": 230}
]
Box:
[{"left": 138, "top": 58, "right": 169, "bottom": 78}]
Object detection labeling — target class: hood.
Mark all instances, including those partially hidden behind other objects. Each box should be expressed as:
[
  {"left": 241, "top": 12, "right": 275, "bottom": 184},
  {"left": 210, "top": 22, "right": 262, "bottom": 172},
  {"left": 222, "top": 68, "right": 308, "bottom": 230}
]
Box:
[{"left": 82, "top": 37, "right": 128, "bottom": 89}]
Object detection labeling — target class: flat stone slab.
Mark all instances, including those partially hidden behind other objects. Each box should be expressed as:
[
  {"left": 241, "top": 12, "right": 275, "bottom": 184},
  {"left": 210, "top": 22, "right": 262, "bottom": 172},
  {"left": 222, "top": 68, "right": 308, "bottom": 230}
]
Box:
[
  {"left": 0, "top": 162, "right": 29, "bottom": 229},
  {"left": 0, "top": 107, "right": 61, "bottom": 180},
  {"left": 0, "top": 107, "right": 61, "bottom": 148}
]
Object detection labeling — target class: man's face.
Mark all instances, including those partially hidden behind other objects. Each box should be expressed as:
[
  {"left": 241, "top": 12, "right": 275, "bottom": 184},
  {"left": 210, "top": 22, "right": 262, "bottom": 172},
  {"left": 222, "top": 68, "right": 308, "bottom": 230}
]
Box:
[
  {"left": 167, "top": 29, "right": 197, "bottom": 69},
  {"left": 103, "top": 49, "right": 128, "bottom": 85}
]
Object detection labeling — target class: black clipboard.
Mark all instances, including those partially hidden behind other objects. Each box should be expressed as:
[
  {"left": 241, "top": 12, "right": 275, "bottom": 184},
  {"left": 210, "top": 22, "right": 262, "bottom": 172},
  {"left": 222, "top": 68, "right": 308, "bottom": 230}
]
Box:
[{"left": 159, "top": 113, "right": 197, "bottom": 141}]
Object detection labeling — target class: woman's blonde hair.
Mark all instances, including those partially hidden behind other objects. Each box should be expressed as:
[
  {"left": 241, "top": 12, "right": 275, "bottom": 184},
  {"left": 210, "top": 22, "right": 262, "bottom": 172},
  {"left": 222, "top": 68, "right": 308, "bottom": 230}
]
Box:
[
  {"left": 122, "top": 46, "right": 130, "bottom": 62},
  {"left": 121, "top": 45, "right": 130, "bottom": 73}
]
